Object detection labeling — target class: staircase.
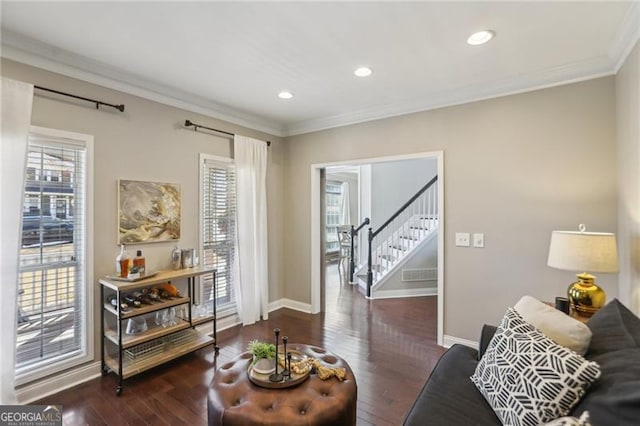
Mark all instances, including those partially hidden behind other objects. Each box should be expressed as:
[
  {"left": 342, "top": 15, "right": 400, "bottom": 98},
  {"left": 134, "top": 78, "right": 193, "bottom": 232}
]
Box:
[{"left": 358, "top": 176, "right": 438, "bottom": 298}]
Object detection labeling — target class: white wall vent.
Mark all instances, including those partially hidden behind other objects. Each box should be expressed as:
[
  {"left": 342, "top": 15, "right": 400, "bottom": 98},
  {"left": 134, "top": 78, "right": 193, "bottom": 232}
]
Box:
[{"left": 402, "top": 268, "right": 437, "bottom": 282}]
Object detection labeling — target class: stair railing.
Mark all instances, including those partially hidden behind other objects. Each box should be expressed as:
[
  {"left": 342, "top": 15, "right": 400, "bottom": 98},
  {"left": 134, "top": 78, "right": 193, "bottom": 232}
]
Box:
[
  {"left": 349, "top": 218, "right": 370, "bottom": 283},
  {"left": 366, "top": 176, "right": 438, "bottom": 297}
]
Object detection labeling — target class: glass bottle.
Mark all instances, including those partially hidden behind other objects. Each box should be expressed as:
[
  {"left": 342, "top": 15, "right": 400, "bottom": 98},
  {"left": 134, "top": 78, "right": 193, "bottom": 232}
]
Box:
[
  {"left": 171, "top": 246, "right": 182, "bottom": 270},
  {"left": 133, "top": 250, "right": 146, "bottom": 276},
  {"left": 115, "top": 244, "right": 130, "bottom": 278}
]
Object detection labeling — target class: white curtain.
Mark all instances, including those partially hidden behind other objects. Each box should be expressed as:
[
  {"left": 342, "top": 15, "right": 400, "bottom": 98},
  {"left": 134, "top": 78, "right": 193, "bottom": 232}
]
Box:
[
  {"left": 0, "top": 78, "right": 33, "bottom": 404},
  {"left": 233, "top": 135, "right": 269, "bottom": 326},
  {"left": 340, "top": 182, "right": 351, "bottom": 225}
]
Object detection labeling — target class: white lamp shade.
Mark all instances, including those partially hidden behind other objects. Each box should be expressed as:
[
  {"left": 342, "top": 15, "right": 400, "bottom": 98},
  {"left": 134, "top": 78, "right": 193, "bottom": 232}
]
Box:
[{"left": 547, "top": 230, "right": 618, "bottom": 273}]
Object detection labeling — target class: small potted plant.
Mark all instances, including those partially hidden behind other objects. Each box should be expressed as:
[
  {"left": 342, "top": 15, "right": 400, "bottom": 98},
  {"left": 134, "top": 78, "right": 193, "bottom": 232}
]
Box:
[{"left": 247, "top": 340, "right": 276, "bottom": 374}]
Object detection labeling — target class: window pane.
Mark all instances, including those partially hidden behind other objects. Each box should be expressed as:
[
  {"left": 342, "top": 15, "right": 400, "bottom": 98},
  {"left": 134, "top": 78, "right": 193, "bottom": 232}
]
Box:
[
  {"left": 16, "top": 135, "right": 87, "bottom": 378},
  {"left": 325, "top": 182, "right": 344, "bottom": 253},
  {"left": 202, "top": 158, "right": 236, "bottom": 316}
]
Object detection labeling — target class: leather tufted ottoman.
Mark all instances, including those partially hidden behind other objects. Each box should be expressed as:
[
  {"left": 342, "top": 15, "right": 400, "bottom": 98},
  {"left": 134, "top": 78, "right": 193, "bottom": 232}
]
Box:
[{"left": 208, "top": 343, "right": 357, "bottom": 426}]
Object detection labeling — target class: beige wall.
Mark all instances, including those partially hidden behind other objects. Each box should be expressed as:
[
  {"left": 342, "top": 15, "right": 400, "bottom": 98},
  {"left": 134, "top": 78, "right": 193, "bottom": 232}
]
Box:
[
  {"left": 1, "top": 58, "right": 285, "bottom": 371},
  {"left": 284, "top": 77, "right": 618, "bottom": 341},
  {"left": 1, "top": 55, "right": 623, "bottom": 349},
  {"left": 617, "top": 40, "right": 640, "bottom": 315}
]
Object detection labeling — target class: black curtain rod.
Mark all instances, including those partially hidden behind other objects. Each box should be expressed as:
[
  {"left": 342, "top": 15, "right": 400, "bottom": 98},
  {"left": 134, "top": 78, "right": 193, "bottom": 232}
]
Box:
[
  {"left": 34, "top": 85, "right": 125, "bottom": 112},
  {"left": 184, "top": 119, "right": 271, "bottom": 146}
]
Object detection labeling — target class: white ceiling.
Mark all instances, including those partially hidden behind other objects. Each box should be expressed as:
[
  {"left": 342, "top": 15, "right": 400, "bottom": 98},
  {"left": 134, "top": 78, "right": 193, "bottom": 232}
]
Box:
[{"left": 1, "top": 2, "right": 638, "bottom": 137}]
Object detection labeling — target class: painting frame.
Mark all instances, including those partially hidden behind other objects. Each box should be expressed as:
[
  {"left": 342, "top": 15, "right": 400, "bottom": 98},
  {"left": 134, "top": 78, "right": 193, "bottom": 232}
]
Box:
[{"left": 117, "top": 179, "right": 181, "bottom": 244}]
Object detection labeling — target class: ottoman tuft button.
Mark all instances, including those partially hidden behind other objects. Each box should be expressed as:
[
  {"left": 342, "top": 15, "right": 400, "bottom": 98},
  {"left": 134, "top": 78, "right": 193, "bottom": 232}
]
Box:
[{"left": 300, "top": 409, "right": 306, "bottom": 415}]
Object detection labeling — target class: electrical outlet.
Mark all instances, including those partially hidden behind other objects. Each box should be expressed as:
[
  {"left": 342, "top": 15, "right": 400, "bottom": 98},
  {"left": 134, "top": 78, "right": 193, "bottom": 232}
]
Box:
[
  {"left": 455, "top": 233, "right": 470, "bottom": 247},
  {"left": 473, "top": 233, "right": 485, "bottom": 248}
]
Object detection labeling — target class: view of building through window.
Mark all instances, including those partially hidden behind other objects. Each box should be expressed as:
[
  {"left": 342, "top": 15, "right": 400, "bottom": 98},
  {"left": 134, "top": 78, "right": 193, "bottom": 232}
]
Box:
[{"left": 16, "top": 129, "right": 90, "bottom": 384}]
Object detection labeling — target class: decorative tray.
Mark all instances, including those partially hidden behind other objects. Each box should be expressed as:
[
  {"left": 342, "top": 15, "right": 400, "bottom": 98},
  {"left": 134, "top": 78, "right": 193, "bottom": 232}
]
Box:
[
  {"left": 105, "top": 271, "right": 158, "bottom": 282},
  {"left": 247, "top": 351, "right": 311, "bottom": 389}
]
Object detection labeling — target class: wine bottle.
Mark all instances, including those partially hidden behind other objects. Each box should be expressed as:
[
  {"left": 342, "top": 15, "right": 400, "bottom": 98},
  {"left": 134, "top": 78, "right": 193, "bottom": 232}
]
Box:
[
  {"left": 132, "top": 291, "right": 153, "bottom": 305},
  {"left": 147, "top": 287, "right": 161, "bottom": 301},
  {"left": 106, "top": 294, "right": 129, "bottom": 311},
  {"left": 123, "top": 293, "right": 142, "bottom": 308}
]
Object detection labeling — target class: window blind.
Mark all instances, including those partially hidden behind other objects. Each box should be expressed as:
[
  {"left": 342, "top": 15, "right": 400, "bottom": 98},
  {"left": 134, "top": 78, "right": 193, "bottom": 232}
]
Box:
[
  {"left": 16, "top": 135, "right": 88, "bottom": 378},
  {"left": 201, "top": 157, "right": 237, "bottom": 316}
]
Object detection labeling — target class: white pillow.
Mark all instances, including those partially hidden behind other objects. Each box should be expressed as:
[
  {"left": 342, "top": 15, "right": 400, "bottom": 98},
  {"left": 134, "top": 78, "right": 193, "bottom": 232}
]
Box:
[{"left": 514, "top": 295, "right": 592, "bottom": 355}]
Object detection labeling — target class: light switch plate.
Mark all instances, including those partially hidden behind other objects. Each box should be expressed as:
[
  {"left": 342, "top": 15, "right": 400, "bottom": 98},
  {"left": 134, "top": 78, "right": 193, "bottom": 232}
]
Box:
[
  {"left": 455, "top": 233, "right": 470, "bottom": 247},
  {"left": 473, "top": 233, "right": 485, "bottom": 248}
]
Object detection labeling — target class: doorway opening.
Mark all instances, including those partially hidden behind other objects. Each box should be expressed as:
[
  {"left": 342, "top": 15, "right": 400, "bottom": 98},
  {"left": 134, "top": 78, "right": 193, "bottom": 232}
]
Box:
[{"left": 311, "top": 151, "right": 444, "bottom": 346}]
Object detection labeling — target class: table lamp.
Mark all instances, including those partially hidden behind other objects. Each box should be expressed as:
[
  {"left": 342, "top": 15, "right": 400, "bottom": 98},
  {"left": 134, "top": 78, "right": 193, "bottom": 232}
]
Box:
[{"left": 547, "top": 224, "right": 618, "bottom": 317}]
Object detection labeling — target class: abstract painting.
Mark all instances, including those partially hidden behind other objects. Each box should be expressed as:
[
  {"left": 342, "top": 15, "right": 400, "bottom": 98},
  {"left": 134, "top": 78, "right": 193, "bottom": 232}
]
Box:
[{"left": 118, "top": 180, "right": 181, "bottom": 244}]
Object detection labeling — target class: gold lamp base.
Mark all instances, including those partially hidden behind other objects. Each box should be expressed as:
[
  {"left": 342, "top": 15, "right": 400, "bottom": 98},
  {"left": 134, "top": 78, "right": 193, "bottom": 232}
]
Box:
[{"left": 567, "top": 273, "right": 606, "bottom": 317}]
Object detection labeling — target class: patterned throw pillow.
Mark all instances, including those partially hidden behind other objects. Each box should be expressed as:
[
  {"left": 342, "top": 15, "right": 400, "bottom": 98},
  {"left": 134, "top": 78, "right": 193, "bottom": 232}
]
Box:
[{"left": 470, "top": 308, "right": 601, "bottom": 426}]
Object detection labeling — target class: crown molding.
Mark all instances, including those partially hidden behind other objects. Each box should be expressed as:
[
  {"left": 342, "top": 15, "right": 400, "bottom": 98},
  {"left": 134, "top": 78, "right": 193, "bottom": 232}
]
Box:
[
  {"left": 3, "top": 17, "right": 634, "bottom": 140},
  {"left": 610, "top": 1, "right": 640, "bottom": 72},
  {"left": 284, "top": 55, "right": 615, "bottom": 136},
  {"left": 1, "top": 31, "right": 286, "bottom": 137}
]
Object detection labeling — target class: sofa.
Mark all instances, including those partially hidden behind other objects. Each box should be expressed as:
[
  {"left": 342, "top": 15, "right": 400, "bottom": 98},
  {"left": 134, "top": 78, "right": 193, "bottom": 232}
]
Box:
[{"left": 403, "top": 299, "right": 640, "bottom": 426}]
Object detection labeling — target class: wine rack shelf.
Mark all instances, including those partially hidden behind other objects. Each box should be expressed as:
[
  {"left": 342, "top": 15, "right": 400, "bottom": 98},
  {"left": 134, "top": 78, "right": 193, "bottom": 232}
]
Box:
[
  {"left": 104, "top": 332, "right": 214, "bottom": 379},
  {"left": 99, "top": 267, "right": 218, "bottom": 395},
  {"left": 103, "top": 295, "right": 190, "bottom": 319}
]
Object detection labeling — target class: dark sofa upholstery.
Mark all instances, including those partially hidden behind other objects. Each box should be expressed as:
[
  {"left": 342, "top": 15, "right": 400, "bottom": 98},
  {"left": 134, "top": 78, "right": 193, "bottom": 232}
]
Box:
[{"left": 404, "top": 299, "right": 640, "bottom": 426}]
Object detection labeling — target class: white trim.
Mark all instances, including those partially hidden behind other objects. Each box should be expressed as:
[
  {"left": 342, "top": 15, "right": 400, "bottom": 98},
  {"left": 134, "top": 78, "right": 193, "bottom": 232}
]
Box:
[
  {"left": 311, "top": 150, "right": 445, "bottom": 346},
  {"left": 443, "top": 335, "right": 478, "bottom": 350},
  {"left": 268, "top": 298, "right": 313, "bottom": 314},
  {"left": 196, "top": 313, "right": 241, "bottom": 336},
  {"left": 359, "top": 165, "right": 371, "bottom": 271},
  {"left": 436, "top": 153, "right": 444, "bottom": 347},
  {"left": 284, "top": 57, "right": 614, "bottom": 136},
  {"left": 372, "top": 287, "right": 437, "bottom": 300},
  {"left": 611, "top": 2, "right": 640, "bottom": 73},
  {"left": 16, "top": 361, "right": 101, "bottom": 405},
  {"left": 1, "top": 32, "right": 285, "bottom": 137},
  {"left": 311, "top": 168, "right": 322, "bottom": 314},
  {"left": 5, "top": 26, "right": 634, "bottom": 138}
]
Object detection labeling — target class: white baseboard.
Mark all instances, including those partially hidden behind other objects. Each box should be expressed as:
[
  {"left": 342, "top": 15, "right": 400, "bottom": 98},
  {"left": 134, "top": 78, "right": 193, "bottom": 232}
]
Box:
[
  {"left": 268, "top": 298, "right": 312, "bottom": 314},
  {"left": 443, "top": 334, "right": 478, "bottom": 349},
  {"left": 15, "top": 303, "right": 312, "bottom": 405},
  {"left": 196, "top": 313, "right": 241, "bottom": 336},
  {"left": 18, "top": 315, "right": 242, "bottom": 405},
  {"left": 16, "top": 361, "right": 102, "bottom": 405},
  {"left": 373, "top": 287, "right": 437, "bottom": 299}
]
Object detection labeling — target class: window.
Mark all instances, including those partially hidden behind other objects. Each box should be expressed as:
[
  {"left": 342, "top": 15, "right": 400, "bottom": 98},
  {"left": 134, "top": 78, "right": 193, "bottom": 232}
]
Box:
[
  {"left": 16, "top": 126, "right": 93, "bottom": 385},
  {"left": 325, "top": 181, "right": 343, "bottom": 253},
  {"left": 200, "top": 154, "right": 236, "bottom": 317}
]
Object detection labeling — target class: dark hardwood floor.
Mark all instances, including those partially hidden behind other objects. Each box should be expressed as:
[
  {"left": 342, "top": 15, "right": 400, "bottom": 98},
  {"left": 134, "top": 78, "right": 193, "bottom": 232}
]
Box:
[{"left": 37, "top": 264, "right": 445, "bottom": 425}]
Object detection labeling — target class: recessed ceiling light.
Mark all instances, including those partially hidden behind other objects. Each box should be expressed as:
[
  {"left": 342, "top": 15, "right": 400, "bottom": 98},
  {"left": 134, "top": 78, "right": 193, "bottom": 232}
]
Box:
[
  {"left": 467, "top": 30, "right": 495, "bottom": 46},
  {"left": 278, "top": 91, "right": 293, "bottom": 99},
  {"left": 354, "top": 67, "right": 373, "bottom": 77}
]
